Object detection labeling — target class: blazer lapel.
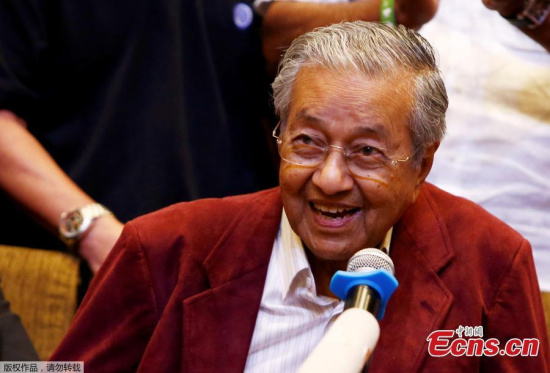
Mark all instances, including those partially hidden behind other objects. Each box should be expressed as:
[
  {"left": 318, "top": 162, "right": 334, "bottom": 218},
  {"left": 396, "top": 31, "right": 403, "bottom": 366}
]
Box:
[
  {"left": 369, "top": 185, "right": 455, "bottom": 372},
  {"left": 182, "top": 189, "right": 283, "bottom": 373}
]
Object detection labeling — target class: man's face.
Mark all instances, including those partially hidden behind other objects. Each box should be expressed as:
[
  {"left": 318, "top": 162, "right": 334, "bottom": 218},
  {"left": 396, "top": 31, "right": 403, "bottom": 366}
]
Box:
[{"left": 279, "top": 66, "right": 434, "bottom": 267}]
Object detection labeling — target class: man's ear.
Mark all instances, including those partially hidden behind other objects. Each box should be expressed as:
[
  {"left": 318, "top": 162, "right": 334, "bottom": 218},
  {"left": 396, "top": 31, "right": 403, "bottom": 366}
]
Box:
[{"left": 415, "top": 141, "right": 440, "bottom": 190}]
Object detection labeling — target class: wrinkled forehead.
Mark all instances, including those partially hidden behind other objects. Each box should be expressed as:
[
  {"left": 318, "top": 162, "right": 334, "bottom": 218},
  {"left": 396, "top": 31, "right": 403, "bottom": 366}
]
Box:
[{"left": 282, "top": 65, "right": 416, "bottom": 134}]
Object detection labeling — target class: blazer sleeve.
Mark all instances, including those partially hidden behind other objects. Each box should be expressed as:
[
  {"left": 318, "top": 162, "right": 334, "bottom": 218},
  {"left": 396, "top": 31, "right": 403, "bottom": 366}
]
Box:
[
  {"left": 50, "top": 222, "right": 159, "bottom": 373},
  {"left": 481, "top": 239, "right": 550, "bottom": 372}
]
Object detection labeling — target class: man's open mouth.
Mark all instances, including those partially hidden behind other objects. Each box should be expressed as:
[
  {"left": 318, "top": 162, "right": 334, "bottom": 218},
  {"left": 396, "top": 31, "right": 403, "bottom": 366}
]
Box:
[{"left": 310, "top": 202, "right": 360, "bottom": 220}]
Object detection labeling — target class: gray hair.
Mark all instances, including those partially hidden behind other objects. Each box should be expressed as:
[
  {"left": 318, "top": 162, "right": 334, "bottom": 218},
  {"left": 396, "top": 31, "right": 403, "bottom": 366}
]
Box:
[{"left": 272, "top": 21, "right": 448, "bottom": 164}]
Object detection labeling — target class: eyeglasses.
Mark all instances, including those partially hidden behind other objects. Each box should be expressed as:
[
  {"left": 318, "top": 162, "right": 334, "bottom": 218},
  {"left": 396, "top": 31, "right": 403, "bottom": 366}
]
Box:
[{"left": 272, "top": 123, "right": 412, "bottom": 180}]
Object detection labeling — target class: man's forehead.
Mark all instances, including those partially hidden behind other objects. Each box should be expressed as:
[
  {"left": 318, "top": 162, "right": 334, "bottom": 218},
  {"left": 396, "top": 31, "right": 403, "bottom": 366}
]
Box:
[
  {"left": 290, "top": 66, "right": 414, "bottom": 106},
  {"left": 293, "top": 64, "right": 411, "bottom": 87},
  {"left": 290, "top": 109, "right": 390, "bottom": 136}
]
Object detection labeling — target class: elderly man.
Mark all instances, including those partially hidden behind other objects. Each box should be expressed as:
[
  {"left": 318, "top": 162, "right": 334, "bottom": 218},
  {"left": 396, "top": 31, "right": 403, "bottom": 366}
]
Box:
[{"left": 51, "top": 22, "right": 549, "bottom": 372}]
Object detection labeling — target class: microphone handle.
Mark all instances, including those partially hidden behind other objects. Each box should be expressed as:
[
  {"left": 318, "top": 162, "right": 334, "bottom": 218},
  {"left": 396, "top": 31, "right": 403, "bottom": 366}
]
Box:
[
  {"left": 298, "top": 308, "right": 380, "bottom": 373},
  {"left": 345, "top": 284, "right": 381, "bottom": 317}
]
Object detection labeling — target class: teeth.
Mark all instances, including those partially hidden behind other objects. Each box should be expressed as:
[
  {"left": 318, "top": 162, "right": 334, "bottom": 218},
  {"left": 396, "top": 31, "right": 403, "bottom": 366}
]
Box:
[
  {"left": 311, "top": 203, "right": 359, "bottom": 220},
  {"left": 313, "top": 204, "right": 354, "bottom": 214}
]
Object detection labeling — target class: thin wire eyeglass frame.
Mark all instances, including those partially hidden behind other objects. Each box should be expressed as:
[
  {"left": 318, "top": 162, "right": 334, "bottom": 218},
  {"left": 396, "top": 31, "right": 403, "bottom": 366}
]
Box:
[{"left": 272, "top": 123, "right": 412, "bottom": 179}]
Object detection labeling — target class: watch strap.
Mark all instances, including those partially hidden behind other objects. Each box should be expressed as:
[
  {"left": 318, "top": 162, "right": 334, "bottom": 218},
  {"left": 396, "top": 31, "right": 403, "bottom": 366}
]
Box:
[
  {"left": 503, "top": 0, "right": 550, "bottom": 29},
  {"left": 59, "top": 203, "right": 113, "bottom": 251}
]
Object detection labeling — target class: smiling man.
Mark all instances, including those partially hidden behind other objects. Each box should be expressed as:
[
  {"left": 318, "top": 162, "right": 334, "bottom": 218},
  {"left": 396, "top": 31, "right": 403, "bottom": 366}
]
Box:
[
  {"left": 275, "top": 64, "right": 435, "bottom": 297},
  {"left": 51, "top": 22, "right": 549, "bottom": 372}
]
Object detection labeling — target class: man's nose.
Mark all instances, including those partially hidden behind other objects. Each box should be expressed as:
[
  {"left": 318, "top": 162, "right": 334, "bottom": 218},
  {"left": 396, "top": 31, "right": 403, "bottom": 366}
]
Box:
[{"left": 311, "top": 150, "right": 354, "bottom": 195}]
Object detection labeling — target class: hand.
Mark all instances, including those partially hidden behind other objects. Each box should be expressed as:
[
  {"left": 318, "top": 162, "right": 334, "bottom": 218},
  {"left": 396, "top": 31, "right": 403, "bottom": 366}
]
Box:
[
  {"left": 395, "top": 0, "right": 440, "bottom": 29},
  {"left": 483, "top": 0, "right": 550, "bottom": 51},
  {"left": 481, "top": 0, "right": 524, "bottom": 16},
  {"left": 78, "top": 214, "right": 124, "bottom": 273}
]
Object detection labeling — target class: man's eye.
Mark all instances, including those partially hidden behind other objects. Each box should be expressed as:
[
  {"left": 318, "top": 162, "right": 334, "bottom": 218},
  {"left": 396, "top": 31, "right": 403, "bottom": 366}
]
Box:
[
  {"left": 293, "top": 134, "right": 320, "bottom": 146},
  {"left": 359, "top": 145, "right": 380, "bottom": 157},
  {"left": 295, "top": 134, "right": 312, "bottom": 144}
]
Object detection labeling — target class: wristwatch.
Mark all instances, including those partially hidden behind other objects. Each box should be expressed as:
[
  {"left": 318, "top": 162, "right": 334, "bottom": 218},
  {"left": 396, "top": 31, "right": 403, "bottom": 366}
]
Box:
[
  {"left": 59, "top": 203, "right": 112, "bottom": 250},
  {"left": 503, "top": 0, "right": 550, "bottom": 29}
]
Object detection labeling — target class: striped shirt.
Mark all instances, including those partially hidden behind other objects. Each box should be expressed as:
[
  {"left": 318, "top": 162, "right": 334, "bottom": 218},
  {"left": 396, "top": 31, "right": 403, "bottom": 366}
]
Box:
[{"left": 244, "top": 210, "right": 344, "bottom": 372}]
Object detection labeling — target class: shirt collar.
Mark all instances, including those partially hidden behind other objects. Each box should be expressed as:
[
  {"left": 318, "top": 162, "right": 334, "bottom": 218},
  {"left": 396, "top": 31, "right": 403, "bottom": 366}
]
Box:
[
  {"left": 277, "top": 209, "right": 311, "bottom": 301},
  {"left": 276, "top": 210, "right": 338, "bottom": 308}
]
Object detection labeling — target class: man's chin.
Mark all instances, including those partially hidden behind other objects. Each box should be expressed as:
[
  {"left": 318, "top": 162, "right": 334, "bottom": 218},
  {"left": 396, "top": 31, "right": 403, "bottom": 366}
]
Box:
[{"left": 305, "top": 242, "right": 359, "bottom": 265}]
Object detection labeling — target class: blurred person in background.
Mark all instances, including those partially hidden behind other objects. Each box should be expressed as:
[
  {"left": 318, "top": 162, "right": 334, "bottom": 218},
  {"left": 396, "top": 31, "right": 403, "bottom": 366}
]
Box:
[
  {"left": 420, "top": 0, "right": 550, "bottom": 292},
  {"left": 0, "top": 0, "right": 277, "bottom": 279},
  {"left": 256, "top": 0, "right": 440, "bottom": 74}
]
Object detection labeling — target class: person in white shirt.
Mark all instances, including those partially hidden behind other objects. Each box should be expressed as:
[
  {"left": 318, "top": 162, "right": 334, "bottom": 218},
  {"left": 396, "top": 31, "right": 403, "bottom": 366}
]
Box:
[{"left": 420, "top": 0, "right": 550, "bottom": 291}]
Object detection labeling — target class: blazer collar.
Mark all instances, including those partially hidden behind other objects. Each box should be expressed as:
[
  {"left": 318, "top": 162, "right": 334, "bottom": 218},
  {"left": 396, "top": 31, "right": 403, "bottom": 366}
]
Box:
[
  {"left": 369, "top": 183, "right": 456, "bottom": 372},
  {"left": 398, "top": 183, "right": 456, "bottom": 272},
  {"left": 182, "top": 188, "right": 283, "bottom": 373}
]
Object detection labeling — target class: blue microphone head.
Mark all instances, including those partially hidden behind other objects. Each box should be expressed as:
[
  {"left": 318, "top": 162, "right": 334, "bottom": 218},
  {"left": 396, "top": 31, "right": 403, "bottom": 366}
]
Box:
[{"left": 347, "top": 248, "right": 395, "bottom": 275}]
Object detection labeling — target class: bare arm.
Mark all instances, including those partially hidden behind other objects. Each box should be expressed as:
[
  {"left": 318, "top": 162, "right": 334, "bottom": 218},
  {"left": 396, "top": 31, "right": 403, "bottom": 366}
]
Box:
[
  {"left": 482, "top": 0, "right": 550, "bottom": 51},
  {"left": 262, "top": 0, "right": 439, "bottom": 74},
  {"left": 0, "top": 110, "right": 123, "bottom": 272}
]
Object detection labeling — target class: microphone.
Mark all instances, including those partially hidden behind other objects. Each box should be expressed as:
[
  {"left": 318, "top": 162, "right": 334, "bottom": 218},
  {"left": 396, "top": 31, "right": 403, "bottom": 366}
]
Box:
[
  {"left": 333, "top": 248, "right": 398, "bottom": 318},
  {"left": 298, "top": 249, "right": 398, "bottom": 373}
]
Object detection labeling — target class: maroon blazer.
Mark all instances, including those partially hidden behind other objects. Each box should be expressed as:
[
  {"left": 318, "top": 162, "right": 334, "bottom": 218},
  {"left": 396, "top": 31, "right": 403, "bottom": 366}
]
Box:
[{"left": 51, "top": 184, "right": 549, "bottom": 372}]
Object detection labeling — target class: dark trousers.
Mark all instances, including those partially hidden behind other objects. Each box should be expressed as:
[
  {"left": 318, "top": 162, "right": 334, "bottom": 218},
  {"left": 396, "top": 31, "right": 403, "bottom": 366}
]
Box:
[{"left": 0, "top": 278, "right": 39, "bottom": 361}]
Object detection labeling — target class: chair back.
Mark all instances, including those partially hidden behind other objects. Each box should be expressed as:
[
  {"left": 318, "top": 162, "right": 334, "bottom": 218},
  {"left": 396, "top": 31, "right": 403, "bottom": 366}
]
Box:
[{"left": 0, "top": 245, "right": 79, "bottom": 360}]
